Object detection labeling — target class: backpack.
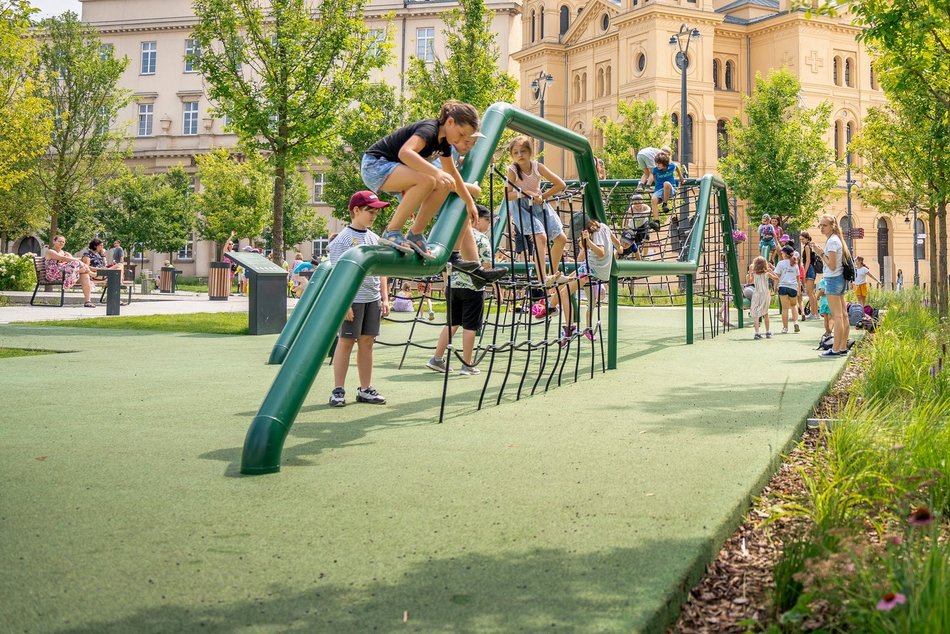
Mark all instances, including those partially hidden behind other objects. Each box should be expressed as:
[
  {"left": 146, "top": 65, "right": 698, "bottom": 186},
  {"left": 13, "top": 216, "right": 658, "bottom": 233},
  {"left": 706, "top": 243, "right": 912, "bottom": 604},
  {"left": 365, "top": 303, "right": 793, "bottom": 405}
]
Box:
[
  {"left": 842, "top": 255, "right": 856, "bottom": 282},
  {"left": 816, "top": 333, "right": 834, "bottom": 350},
  {"left": 810, "top": 245, "right": 823, "bottom": 274},
  {"left": 847, "top": 303, "right": 865, "bottom": 326}
]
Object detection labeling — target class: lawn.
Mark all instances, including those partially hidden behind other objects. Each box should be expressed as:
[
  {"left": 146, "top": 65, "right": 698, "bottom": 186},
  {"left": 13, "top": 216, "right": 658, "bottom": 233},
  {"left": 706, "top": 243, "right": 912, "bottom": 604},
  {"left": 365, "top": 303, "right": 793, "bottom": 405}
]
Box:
[
  {"left": 0, "top": 347, "right": 57, "bottom": 359},
  {"left": 28, "top": 312, "right": 249, "bottom": 335}
]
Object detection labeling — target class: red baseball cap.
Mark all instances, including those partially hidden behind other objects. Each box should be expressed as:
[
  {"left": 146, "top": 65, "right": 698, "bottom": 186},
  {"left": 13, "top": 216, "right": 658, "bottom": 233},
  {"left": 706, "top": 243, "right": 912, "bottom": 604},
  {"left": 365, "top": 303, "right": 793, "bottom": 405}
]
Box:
[{"left": 348, "top": 190, "right": 390, "bottom": 211}]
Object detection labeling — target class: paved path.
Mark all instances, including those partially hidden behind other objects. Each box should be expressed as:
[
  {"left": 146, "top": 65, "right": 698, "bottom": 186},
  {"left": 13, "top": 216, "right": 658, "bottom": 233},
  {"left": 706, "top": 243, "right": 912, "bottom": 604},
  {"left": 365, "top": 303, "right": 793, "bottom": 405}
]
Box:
[{"left": 0, "top": 307, "right": 847, "bottom": 632}]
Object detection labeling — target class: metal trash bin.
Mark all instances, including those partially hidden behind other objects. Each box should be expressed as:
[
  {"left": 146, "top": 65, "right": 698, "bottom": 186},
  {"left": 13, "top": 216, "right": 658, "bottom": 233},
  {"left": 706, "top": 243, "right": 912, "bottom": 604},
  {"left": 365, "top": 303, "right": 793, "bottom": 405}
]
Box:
[
  {"left": 208, "top": 261, "right": 231, "bottom": 301},
  {"left": 159, "top": 266, "right": 179, "bottom": 293}
]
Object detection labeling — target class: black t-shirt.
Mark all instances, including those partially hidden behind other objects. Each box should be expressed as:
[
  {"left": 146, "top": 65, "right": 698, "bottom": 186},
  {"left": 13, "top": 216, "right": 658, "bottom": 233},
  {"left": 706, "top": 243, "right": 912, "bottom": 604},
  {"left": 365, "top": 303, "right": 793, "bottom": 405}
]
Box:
[{"left": 365, "top": 119, "right": 451, "bottom": 162}]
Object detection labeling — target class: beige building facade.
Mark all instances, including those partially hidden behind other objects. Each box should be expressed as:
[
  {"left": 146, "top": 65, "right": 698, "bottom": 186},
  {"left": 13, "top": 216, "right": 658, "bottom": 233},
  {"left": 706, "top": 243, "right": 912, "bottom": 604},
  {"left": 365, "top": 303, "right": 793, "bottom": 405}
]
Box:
[
  {"left": 513, "top": 0, "right": 927, "bottom": 287},
  {"left": 77, "top": 0, "right": 522, "bottom": 277}
]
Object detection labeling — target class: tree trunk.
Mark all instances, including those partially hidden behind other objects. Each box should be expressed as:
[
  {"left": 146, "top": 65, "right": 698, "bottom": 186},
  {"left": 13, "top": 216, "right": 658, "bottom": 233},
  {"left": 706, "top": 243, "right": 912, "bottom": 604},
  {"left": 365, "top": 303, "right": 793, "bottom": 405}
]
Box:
[
  {"left": 939, "top": 201, "right": 948, "bottom": 317},
  {"left": 929, "top": 211, "right": 938, "bottom": 305},
  {"left": 271, "top": 156, "right": 285, "bottom": 266}
]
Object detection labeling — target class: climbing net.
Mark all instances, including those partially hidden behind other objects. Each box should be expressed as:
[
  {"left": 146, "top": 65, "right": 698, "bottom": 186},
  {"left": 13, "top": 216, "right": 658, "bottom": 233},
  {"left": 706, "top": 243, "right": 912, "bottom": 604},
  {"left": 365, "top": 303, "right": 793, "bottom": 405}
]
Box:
[{"left": 375, "top": 170, "right": 734, "bottom": 422}]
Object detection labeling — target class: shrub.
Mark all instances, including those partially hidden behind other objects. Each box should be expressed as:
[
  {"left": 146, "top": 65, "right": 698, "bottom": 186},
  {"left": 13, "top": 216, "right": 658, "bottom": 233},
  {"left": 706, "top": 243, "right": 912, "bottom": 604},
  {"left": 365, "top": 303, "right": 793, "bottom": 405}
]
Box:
[{"left": 0, "top": 253, "right": 38, "bottom": 291}]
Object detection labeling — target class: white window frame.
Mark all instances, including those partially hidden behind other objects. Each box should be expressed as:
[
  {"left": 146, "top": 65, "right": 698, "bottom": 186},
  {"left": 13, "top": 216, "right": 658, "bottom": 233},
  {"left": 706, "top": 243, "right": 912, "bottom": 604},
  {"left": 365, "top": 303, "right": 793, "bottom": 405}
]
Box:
[
  {"left": 367, "top": 29, "right": 384, "bottom": 56},
  {"left": 184, "top": 39, "right": 199, "bottom": 73},
  {"left": 416, "top": 27, "right": 435, "bottom": 63},
  {"left": 177, "top": 234, "right": 194, "bottom": 260},
  {"left": 183, "top": 101, "right": 199, "bottom": 136},
  {"left": 137, "top": 103, "right": 154, "bottom": 137},
  {"left": 312, "top": 237, "right": 330, "bottom": 259},
  {"left": 313, "top": 172, "right": 325, "bottom": 203},
  {"left": 100, "top": 43, "right": 113, "bottom": 61},
  {"left": 141, "top": 41, "right": 157, "bottom": 75}
]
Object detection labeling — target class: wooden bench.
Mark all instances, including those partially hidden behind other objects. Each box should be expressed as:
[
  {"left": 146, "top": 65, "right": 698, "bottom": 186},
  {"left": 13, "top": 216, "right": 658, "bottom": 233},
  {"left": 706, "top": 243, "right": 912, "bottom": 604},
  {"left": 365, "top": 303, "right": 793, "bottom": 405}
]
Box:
[{"left": 30, "top": 256, "right": 66, "bottom": 306}]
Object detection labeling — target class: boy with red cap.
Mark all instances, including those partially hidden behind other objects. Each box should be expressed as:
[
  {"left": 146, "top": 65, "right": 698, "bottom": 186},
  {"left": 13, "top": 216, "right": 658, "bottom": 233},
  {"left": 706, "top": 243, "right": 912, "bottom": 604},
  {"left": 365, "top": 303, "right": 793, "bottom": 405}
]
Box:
[{"left": 328, "top": 190, "right": 392, "bottom": 407}]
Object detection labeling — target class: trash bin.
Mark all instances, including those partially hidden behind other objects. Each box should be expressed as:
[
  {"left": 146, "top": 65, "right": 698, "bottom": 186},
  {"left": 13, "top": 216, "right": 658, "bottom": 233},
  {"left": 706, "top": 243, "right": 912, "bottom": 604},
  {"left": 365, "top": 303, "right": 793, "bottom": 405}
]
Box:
[
  {"left": 159, "top": 266, "right": 178, "bottom": 293},
  {"left": 208, "top": 261, "right": 230, "bottom": 301}
]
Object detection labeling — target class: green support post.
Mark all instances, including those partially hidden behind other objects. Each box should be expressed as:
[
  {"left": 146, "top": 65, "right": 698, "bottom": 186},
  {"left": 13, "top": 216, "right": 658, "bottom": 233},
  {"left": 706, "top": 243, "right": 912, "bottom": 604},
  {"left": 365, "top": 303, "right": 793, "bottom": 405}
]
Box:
[
  {"left": 608, "top": 275, "right": 618, "bottom": 369},
  {"left": 686, "top": 274, "right": 694, "bottom": 345},
  {"left": 269, "top": 260, "right": 332, "bottom": 365}
]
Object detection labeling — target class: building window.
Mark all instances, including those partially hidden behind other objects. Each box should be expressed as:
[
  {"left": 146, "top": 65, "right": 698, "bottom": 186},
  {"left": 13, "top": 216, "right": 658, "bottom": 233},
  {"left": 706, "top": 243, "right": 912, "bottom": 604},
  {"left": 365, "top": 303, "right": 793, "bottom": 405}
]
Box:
[
  {"left": 915, "top": 218, "right": 926, "bottom": 260},
  {"left": 845, "top": 57, "right": 853, "bottom": 87},
  {"left": 100, "top": 43, "right": 113, "bottom": 61},
  {"left": 845, "top": 121, "right": 854, "bottom": 147},
  {"left": 185, "top": 39, "right": 199, "bottom": 73},
  {"left": 834, "top": 120, "right": 842, "bottom": 159},
  {"left": 833, "top": 56, "right": 841, "bottom": 86},
  {"left": 313, "top": 172, "right": 325, "bottom": 203},
  {"left": 686, "top": 114, "right": 694, "bottom": 164},
  {"left": 416, "top": 27, "right": 434, "bottom": 62},
  {"left": 605, "top": 66, "right": 611, "bottom": 95},
  {"left": 582, "top": 72, "right": 587, "bottom": 101},
  {"left": 717, "top": 119, "right": 728, "bottom": 159},
  {"left": 531, "top": 10, "right": 536, "bottom": 43},
  {"left": 367, "top": 29, "right": 384, "bottom": 56},
  {"left": 870, "top": 65, "right": 878, "bottom": 90},
  {"left": 839, "top": 215, "right": 852, "bottom": 238},
  {"left": 597, "top": 68, "right": 605, "bottom": 97},
  {"left": 141, "top": 41, "right": 157, "bottom": 75},
  {"left": 601, "top": 14, "right": 609, "bottom": 31},
  {"left": 671, "top": 113, "right": 679, "bottom": 161},
  {"left": 183, "top": 102, "right": 199, "bottom": 135},
  {"left": 636, "top": 53, "right": 646, "bottom": 73},
  {"left": 559, "top": 5, "right": 569, "bottom": 35},
  {"left": 572, "top": 74, "right": 580, "bottom": 103},
  {"left": 98, "top": 106, "right": 110, "bottom": 135},
  {"left": 137, "top": 103, "right": 153, "bottom": 136},
  {"left": 725, "top": 60, "right": 734, "bottom": 91},
  {"left": 177, "top": 234, "right": 194, "bottom": 260},
  {"left": 540, "top": 7, "right": 545, "bottom": 39},
  {"left": 713, "top": 59, "right": 721, "bottom": 89},
  {"left": 312, "top": 237, "right": 330, "bottom": 259}
]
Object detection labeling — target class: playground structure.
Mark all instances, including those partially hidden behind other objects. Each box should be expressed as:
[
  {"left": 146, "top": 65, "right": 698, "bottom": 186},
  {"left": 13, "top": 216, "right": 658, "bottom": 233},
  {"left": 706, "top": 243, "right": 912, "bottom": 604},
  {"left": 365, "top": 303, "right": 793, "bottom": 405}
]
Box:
[{"left": 242, "top": 102, "right": 744, "bottom": 475}]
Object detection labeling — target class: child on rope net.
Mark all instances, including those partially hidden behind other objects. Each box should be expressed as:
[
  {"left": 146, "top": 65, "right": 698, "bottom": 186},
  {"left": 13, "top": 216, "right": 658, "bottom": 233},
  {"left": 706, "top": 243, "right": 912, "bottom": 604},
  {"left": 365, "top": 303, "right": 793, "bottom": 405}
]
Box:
[
  {"left": 426, "top": 204, "right": 495, "bottom": 375},
  {"left": 747, "top": 255, "right": 778, "bottom": 340},
  {"left": 360, "top": 100, "right": 505, "bottom": 287},
  {"left": 505, "top": 135, "right": 569, "bottom": 289},
  {"left": 649, "top": 151, "right": 685, "bottom": 221},
  {"left": 327, "top": 191, "right": 392, "bottom": 408},
  {"left": 532, "top": 214, "right": 621, "bottom": 345},
  {"left": 757, "top": 213, "right": 779, "bottom": 261}
]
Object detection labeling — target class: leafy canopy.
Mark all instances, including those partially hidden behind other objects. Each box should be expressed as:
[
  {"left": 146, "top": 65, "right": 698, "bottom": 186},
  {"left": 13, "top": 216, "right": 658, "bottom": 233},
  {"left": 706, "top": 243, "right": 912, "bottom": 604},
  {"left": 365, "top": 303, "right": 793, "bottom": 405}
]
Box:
[
  {"left": 194, "top": 149, "right": 272, "bottom": 255},
  {"left": 718, "top": 68, "right": 837, "bottom": 230}
]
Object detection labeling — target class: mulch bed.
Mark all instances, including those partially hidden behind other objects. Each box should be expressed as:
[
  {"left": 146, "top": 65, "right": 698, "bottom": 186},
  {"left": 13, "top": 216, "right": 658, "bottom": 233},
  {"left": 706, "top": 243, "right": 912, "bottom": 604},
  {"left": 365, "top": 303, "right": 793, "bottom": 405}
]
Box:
[{"left": 670, "top": 348, "right": 869, "bottom": 633}]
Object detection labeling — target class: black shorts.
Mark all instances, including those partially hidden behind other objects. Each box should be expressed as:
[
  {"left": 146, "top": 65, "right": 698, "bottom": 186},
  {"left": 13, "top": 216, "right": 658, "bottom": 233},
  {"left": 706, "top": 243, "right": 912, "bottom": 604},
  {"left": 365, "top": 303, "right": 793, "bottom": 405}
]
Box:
[
  {"left": 339, "top": 300, "right": 381, "bottom": 339},
  {"left": 448, "top": 288, "right": 484, "bottom": 332},
  {"left": 778, "top": 287, "right": 798, "bottom": 298}
]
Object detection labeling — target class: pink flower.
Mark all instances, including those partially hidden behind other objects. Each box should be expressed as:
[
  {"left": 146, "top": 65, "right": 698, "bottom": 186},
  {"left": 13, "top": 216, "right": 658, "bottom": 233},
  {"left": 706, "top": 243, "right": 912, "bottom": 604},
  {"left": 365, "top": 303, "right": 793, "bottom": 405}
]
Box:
[
  {"left": 908, "top": 506, "right": 934, "bottom": 526},
  {"left": 876, "top": 592, "right": 907, "bottom": 611}
]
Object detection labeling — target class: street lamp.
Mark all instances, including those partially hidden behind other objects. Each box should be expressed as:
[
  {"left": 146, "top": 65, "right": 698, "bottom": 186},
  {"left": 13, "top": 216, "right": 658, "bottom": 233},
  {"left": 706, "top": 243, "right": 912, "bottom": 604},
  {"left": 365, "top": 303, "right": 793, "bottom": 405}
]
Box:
[
  {"left": 840, "top": 110, "right": 855, "bottom": 253},
  {"left": 907, "top": 205, "right": 920, "bottom": 286},
  {"left": 530, "top": 70, "right": 554, "bottom": 163},
  {"left": 669, "top": 25, "right": 700, "bottom": 166}
]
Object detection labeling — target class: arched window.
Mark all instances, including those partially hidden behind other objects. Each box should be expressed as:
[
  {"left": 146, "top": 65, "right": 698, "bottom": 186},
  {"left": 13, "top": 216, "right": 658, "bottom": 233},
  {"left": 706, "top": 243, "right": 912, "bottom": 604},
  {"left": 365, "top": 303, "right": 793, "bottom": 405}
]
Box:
[
  {"left": 834, "top": 120, "right": 842, "bottom": 159},
  {"left": 597, "top": 68, "right": 604, "bottom": 97},
  {"left": 839, "top": 215, "right": 852, "bottom": 238},
  {"left": 582, "top": 71, "right": 587, "bottom": 101},
  {"left": 845, "top": 57, "right": 853, "bottom": 87},
  {"left": 713, "top": 59, "right": 721, "bottom": 90},
  {"left": 833, "top": 56, "right": 841, "bottom": 86},
  {"left": 915, "top": 218, "right": 927, "bottom": 260},
  {"left": 559, "top": 5, "right": 569, "bottom": 36},
  {"left": 671, "top": 113, "right": 679, "bottom": 161},
  {"left": 870, "top": 65, "right": 878, "bottom": 90},
  {"left": 725, "top": 60, "right": 734, "bottom": 91},
  {"left": 605, "top": 66, "right": 611, "bottom": 95},
  {"left": 530, "top": 10, "right": 536, "bottom": 43},
  {"left": 846, "top": 121, "right": 854, "bottom": 147},
  {"left": 540, "top": 7, "right": 545, "bottom": 39},
  {"left": 717, "top": 119, "right": 728, "bottom": 158},
  {"left": 573, "top": 74, "right": 580, "bottom": 103},
  {"left": 685, "top": 114, "right": 694, "bottom": 164}
]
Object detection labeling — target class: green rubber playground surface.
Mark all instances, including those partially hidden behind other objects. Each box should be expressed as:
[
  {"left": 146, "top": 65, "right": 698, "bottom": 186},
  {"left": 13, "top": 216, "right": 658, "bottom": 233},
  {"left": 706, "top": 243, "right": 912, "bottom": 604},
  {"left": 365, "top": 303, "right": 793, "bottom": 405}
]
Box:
[{"left": 0, "top": 310, "right": 848, "bottom": 632}]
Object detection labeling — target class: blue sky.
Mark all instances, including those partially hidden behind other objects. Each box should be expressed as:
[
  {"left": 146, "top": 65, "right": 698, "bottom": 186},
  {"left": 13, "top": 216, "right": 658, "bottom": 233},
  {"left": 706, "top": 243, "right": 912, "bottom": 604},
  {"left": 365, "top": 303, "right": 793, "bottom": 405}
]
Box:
[{"left": 32, "top": 0, "right": 83, "bottom": 18}]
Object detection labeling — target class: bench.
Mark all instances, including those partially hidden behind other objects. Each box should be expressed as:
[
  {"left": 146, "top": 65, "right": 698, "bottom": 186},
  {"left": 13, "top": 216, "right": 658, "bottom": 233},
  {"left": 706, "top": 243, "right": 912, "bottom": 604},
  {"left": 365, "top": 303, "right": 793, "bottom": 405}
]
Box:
[{"left": 30, "top": 256, "right": 66, "bottom": 306}]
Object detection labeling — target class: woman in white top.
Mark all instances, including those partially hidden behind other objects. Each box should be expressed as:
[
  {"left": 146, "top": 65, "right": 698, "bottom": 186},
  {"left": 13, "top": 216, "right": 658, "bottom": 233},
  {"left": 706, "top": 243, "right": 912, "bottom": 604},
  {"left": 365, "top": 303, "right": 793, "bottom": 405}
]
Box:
[{"left": 811, "top": 214, "right": 852, "bottom": 356}]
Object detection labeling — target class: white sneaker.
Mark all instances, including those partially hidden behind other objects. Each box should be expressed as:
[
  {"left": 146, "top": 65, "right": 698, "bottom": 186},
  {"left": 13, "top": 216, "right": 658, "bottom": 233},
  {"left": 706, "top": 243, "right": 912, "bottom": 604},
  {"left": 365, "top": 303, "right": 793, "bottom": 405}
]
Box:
[
  {"left": 459, "top": 364, "right": 480, "bottom": 376},
  {"left": 356, "top": 385, "right": 386, "bottom": 404},
  {"left": 782, "top": 327, "right": 788, "bottom": 334}
]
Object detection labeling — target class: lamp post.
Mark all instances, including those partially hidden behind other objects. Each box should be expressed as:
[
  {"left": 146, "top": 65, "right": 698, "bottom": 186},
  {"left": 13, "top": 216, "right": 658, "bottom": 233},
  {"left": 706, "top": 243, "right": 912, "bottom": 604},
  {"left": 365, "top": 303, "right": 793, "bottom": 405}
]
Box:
[
  {"left": 841, "top": 111, "right": 855, "bottom": 253},
  {"left": 669, "top": 25, "right": 700, "bottom": 166},
  {"left": 530, "top": 70, "right": 554, "bottom": 163},
  {"left": 912, "top": 203, "right": 920, "bottom": 286}
]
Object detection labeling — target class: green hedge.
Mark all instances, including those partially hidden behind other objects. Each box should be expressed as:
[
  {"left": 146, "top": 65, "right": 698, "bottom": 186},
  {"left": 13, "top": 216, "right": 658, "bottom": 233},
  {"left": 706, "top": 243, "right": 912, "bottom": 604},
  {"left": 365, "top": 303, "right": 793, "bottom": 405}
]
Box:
[{"left": 0, "top": 253, "right": 38, "bottom": 291}]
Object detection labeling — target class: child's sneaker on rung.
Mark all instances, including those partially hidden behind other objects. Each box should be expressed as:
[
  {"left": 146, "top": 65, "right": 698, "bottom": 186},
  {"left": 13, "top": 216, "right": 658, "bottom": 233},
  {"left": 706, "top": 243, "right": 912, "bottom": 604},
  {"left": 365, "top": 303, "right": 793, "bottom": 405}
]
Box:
[
  {"left": 662, "top": 202, "right": 670, "bottom": 213},
  {"left": 558, "top": 324, "right": 577, "bottom": 347},
  {"left": 583, "top": 328, "right": 595, "bottom": 342},
  {"left": 459, "top": 364, "right": 480, "bottom": 376},
  {"left": 426, "top": 356, "right": 447, "bottom": 373},
  {"left": 356, "top": 385, "right": 386, "bottom": 404},
  {"left": 328, "top": 387, "right": 345, "bottom": 407}
]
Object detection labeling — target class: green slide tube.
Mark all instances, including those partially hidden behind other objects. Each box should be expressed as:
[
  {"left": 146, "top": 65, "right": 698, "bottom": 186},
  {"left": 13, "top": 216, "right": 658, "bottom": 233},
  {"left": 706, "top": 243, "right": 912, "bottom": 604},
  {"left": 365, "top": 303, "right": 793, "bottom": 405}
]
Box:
[{"left": 269, "top": 259, "right": 333, "bottom": 365}]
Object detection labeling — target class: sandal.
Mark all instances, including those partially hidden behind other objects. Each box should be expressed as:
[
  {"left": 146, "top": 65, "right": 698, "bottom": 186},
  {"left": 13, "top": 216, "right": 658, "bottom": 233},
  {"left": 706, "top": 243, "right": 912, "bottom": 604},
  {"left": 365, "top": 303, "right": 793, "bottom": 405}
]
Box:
[
  {"left": 405, "top": 230, "right": 435, "bottom": 261},
  {"left": 83, "top": 301, "right": 96, "bottom": 308},
  {"left": 378, "top": 230, "right": 414, "bottom": 255}
]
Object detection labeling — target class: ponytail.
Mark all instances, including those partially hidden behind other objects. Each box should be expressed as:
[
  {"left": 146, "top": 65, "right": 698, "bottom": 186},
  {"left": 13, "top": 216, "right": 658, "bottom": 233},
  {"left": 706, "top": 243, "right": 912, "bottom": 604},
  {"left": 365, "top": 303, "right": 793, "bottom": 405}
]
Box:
[{"left": 437, "top": 100, "right": 480, "bottom": 130}]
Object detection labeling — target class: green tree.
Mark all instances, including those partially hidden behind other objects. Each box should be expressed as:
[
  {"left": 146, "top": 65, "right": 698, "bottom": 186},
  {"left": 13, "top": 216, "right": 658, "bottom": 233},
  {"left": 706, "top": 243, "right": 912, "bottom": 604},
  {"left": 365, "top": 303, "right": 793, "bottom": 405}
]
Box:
[
  {"left": 404, "top": 0, "right": 517, "bottom": 120},
  {"left": 0, "top": 179, "right": 45, "bottom": 250},
  {"left": 191, "top": 0, "right": 388, "bottom": 263},
  {"left": 0, "top": 0, "right": 51, "bottom": 192},
  {"left": 194, "top": 149, "right": 271, "bottom": 259},
  {"left": 33, "top": 11, "right": 131, "bottom": 241},
  {"left": 322, "top": 82, "right": 404, "bottom": 233},
  {"left": 148, "top": 166, "right": 196, "bottom": 260},
  {"left": 263, "top": 169, "right": 326, "bottom": 251},
  {"left": 593, "top": 99, "right": 676, "bottom": 180},
  {"left": 719, "top": 68, "right": 837, "bottom": 231}
]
